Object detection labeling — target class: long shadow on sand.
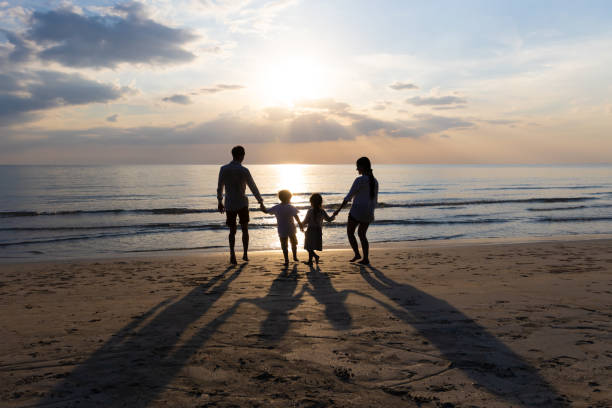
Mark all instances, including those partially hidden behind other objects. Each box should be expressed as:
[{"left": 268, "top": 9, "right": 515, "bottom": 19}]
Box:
[
  {"left": 359, "top": 264, "right": 570, "bottom": 407},
  {"left": 304, "top": 265, "right": 352, "bottom": 330},
  {"left": 248, "top": 264, "right": 306, "bottom": 345},
  {"left": 36, "top": 264, "right": 245, "bottom": 407}
]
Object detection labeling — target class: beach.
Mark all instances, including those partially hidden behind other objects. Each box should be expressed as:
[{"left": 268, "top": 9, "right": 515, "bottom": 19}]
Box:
[{"left": 1, "top": 238, "right": 611, "bottom": 407}]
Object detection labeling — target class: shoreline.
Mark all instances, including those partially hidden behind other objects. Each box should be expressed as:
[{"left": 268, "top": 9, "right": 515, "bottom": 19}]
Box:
[{"left": 2, "top": 232, "right": 612, "bottom": 265}]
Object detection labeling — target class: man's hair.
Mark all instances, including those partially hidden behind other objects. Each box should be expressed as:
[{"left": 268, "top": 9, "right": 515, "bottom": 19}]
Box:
[
  {"left": 278, "top": 190, "right": 292, "bottom": 203},
  {"left": 231, "top": 145, "right": 245, "bottom": 160}
]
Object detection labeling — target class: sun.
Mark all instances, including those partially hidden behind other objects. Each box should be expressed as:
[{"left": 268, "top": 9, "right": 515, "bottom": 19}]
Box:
[
  {"left": 273, "top": 164, "right": 308, "bottom": 200},
  {"left": 257, "top": 56, "right": 329, "bottom": 106}
]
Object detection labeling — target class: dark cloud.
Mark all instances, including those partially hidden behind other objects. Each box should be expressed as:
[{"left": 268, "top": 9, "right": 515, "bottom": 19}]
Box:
[
  {"left": 2, "top": 98, "right": 473, "bottom": 151},
  {"left": 25, "top": 3, "right": 197, "bottom": 68},
  {"left": 199, "top": 84, "right": 246, "bottom": 94},
  {"left": 389, "top": 81, "right": 418, "bottom": 90},
  {"left": 406, "top": 95, "right": 467, "bottom": 106},
  {"left": 106, "top": 114, "right": 119, "bottom": 122},
  {"left": 162, "top": 94, "right": 192, "bottom": 104},
  {"left": 0, "top": 30, "right": 34, "bottom": 64},
  {"left": 0, "top": 70, "right": 128, "bottom": 125}
]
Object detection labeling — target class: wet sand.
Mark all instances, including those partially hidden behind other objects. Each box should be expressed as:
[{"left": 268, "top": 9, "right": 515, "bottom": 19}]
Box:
[{"left": 1, "top": 239, "right": 611, "bottom": 407}]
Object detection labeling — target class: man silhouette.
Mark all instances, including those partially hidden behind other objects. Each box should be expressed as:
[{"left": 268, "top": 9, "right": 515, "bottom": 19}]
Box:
[{"left": 217, "top": 145, "right": 264, "bottom": 264}]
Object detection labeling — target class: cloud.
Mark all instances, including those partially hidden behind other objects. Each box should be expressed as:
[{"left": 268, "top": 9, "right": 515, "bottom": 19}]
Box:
[
  {"left": 432, "top": 105, "right": 466, "bottom": 110},
  {"left": 106, "top": 114, "right": 118, "bottom": 122},
  {"left": 199, "top": 84, "right": 245, "bottom": 94},
  {"left": 295, "top": 98, "right": 351, "bottom": 113},
  {"left": 225, "top": 0, "right": 299, "bottom": 34},
  {"left": 263, "top": 107, "right": 294, "bottom": 121},
  {"left": 352, "top": 114, "right": 473, "bottom": 138},
  {"left": 389, "top": 81, "right": 418, "bottom": 90},
  {"left": 479, "top": 119, "right": 518, "bottom": 125},
  {"left": 372, "top": 101, "right": 392, "bottom": 111},
  {"left": 0, "top": 70, "right": 128, "bottom": 125},
  {"left": 2, "top": 96, "right": 475, "bottom": 153},
  {"left": 287, "top": 113, "right": 353, "bottom": 142},
  {"left": 406, "top": 95, "right": 467, "bottom": 106},
  {"left": 0, "top": 29, "right": 33, "bottom": 65},
  {"left": 24, "top": 3, "right": 197, "bottom": 68},
  {"left": 162, "top": 94, "right": 192, "bottom": 104}
]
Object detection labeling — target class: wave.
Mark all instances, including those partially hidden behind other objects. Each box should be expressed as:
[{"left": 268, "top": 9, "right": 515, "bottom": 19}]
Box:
[
  {"left": 123, "top": 245, "right": 225, "bottom": 253},
  {"left": 535, "top": 216, "right": 612, "bottom": 223},
  {"left": 0, "top": 218, "right": 511, "bottom": 247},
  {"left": 376, "top": 197, "right": 597, "bottom": 208},
  {"left": 0, "top": 208, "right": 219, "bottom": 217},
  {"left": 527, "top": 206, "right": 588, "bottom": 212},
  {"left": 1, "top": 196, "right": 598, "bottom": 218},
  {"left": 474, "top": 186, "right": 605, "bottom": 191}
]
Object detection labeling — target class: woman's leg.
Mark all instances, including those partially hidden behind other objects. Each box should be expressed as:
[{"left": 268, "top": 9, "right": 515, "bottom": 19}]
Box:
[
  {"left": 357, "top": 222, "right": 370, "bottom": 264},
  {"left": 347, "top": 216, "right": 361, "bottom": 261}
]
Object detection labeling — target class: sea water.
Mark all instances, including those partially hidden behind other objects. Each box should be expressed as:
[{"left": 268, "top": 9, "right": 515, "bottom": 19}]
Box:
[{"left": 1, "top": 164, "right": 611, "bottom": 261}]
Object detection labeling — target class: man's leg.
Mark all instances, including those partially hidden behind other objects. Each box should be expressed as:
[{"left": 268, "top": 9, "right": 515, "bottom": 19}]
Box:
[
  {"left": 238, "top": 207, "right": 250, "bottom": 261},
  {"left": 229, "top": 225, "right": 237, "bottom": 264},
  {"left": 241, "top": 223, "right": 249, "bottom": 261}
]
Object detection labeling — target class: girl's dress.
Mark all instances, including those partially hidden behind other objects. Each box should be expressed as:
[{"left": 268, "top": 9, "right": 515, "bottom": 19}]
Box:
[{"left": 303, "top": 208, "right": 333, "bottom": 251}]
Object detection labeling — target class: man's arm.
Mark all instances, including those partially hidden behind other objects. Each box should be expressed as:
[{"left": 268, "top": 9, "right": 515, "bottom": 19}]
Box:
[
  {"left": 245, "top": 169, "right": 264, "bottom": 204},
  {"left": 217, "top": 167, "right": 225, "bottom": 213}
]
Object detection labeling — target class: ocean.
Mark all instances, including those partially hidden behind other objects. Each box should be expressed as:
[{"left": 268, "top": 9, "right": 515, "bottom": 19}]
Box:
[{"left": 1, "top": 164, "right": 611, "bottom": 261}]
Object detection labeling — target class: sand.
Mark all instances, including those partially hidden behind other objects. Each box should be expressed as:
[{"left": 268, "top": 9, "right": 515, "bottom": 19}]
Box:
[{"left": 1, "top": 238, "right": 611, "bottom": 407}]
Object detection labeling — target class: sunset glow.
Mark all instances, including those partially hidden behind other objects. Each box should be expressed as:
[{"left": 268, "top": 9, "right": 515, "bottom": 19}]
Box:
[{"left": 1, "top": 1, "right": 611, "bottom": 164}]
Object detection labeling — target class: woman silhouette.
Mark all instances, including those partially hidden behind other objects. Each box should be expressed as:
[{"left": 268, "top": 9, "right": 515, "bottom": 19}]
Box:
[{"left": 333, "top": 157, "right": 379, "bottom": 265}]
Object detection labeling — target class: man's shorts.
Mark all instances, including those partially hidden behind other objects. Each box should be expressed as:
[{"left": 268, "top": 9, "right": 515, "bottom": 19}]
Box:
[{"left": 226, "top": 206, "right": 249, "bottom": 228}]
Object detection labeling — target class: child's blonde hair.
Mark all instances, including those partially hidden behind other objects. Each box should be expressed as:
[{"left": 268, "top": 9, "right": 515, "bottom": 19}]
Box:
[{"left": 278, "top": 190, "right": 292, "bottom": 203}]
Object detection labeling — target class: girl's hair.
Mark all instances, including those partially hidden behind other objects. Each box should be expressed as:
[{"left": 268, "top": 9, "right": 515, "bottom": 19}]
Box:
[
  {"left": 309, "top": 193, "right": 323, "bottom": 210},
  {"left": 356, "top": 156, "right": 376, "bottom": 199},
  {"left": 278, "top": 189, "right": 292, "bottom": 203}
]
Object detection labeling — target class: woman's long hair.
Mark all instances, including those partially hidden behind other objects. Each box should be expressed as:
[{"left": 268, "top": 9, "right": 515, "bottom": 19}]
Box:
[{"left": 356, "top": 157, "right": 376, "bottom": 199}]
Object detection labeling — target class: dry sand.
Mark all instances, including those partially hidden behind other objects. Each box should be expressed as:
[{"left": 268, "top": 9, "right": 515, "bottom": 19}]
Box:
[{"left": 1, "top": 239, "right": 611, "bottom": 407}]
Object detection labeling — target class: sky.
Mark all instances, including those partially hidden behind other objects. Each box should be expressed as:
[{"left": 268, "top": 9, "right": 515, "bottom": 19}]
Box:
[{"left": 1, "top": 0, "right": 611, "bottom": 164}]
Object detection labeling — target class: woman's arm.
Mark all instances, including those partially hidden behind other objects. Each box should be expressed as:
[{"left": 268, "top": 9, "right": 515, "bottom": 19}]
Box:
[
  {"left": 322, "top": 209, "right": 335, "bottom": 222},
  {"left": 334, "top": 178, "right": 360, "bottom": 216}
]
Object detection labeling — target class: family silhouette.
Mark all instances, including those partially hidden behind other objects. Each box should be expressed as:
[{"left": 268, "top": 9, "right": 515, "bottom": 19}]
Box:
[{"left": 217, "top": 145, "right": 378, "bottom": 265}]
